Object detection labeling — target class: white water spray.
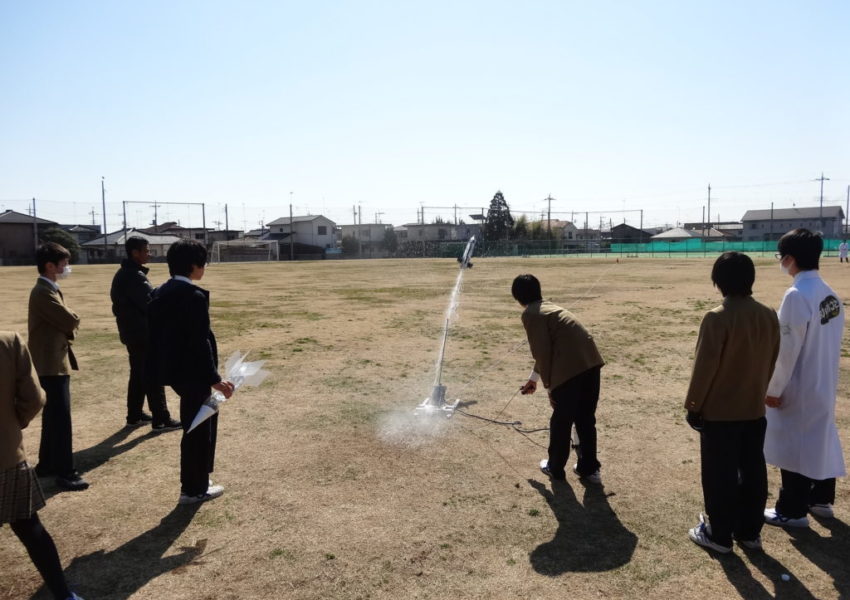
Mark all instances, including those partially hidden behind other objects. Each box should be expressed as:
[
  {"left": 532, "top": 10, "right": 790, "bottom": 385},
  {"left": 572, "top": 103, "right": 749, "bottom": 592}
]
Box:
[{"left": 414, "top": 236, "right": 476, "bottom": 417}]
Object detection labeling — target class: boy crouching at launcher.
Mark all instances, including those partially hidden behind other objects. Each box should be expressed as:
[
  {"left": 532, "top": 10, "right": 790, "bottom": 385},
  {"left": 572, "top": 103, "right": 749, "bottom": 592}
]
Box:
[{"left": 513, "top": 274, "right": 605, "bottom": 484}]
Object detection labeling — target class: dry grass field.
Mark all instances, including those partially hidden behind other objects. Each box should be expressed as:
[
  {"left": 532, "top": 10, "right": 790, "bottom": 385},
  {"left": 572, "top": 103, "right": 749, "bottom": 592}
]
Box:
[{"left": 1, "top": 256, "right": 849, "bottom": 600}]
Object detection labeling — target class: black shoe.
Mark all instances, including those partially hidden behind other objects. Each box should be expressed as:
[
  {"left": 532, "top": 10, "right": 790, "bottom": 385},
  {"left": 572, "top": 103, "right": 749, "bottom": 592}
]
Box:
[
  {"left": 126, "top": 413, "right": 154, "bottom": 427},
  {"left": 152, "top": 418, "right": 182, "bottom": 432},
  {"left": 34, "top": 464, "right": 54, "bottom": 478},
  {"left": 539, "top": 459, "right": 566, "bottom": 481},
  {"left": 56, "top": 473, "right": 90, "bottom": 491}
]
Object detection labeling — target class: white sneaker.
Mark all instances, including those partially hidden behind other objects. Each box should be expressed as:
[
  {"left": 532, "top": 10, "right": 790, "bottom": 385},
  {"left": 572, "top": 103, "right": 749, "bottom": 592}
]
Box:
[
  {"left": 179, "top": 484, "right": 224, "bottom": 505},
  {"left": 808, "top": 503, "right": 834, "bottom": 518},
  {"left": 764, "top": 508, "right": 809, "bottom": 528},
  {"left": 688, "top": 514, "right": 732, "bottom": 554},
  {"left": 573, "top": 464, "right": 602, "bottom": 484}
]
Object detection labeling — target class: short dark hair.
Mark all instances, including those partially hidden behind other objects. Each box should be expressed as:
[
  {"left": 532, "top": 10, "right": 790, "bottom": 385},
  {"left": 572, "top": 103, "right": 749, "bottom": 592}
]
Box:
[
  {"left": 125, "top": 236, "right": 149, "bottom": 258},
  {"left": 711, "top": 251, "right": 755, "bottom": 297},
  {"left": 777, "top": 228, "right": 822, "bottom": 270},
  {"left": 167, "top": 239, "right": 208, "bottom": 277},
  {"left": 511, "top": 274, "right": 543, "bottom": 305},
  {"left": 36, "top": 242, "right": 71, "bottom": 274}
]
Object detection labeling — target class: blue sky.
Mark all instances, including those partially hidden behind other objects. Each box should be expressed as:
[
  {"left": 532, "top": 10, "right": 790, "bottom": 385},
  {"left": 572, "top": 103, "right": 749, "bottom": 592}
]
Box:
[{"left": 1, "top": 1, "right": 848, "bottom": 232}]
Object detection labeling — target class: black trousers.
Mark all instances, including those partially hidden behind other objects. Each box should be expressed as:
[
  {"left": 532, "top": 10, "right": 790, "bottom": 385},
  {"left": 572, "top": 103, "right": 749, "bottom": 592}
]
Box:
[
  {"left": 700, "top": 417, "right": 767, "bottom": 546},
  {"left": 8, "top": 513, "right": 71, "bottom": 599},
  {"left": 548, "top": 366, "right": 601, "bottom": 479},
  {"left": 37, "top": 376, "right": 74, "bottom": 478},
  {"left": 775, "top": 469, "right": 836, "bottom": 518},
  {"left": 175, "top": 384, "right": 218, "bottom": 496},
  {"left": 125, "top": 341, "right": 170, "bottom": 424}
]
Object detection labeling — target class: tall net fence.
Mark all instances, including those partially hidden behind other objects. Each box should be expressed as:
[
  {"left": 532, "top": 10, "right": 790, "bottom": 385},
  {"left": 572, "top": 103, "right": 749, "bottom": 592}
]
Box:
[{"left": 395, "top": 238, "right": 847, "bottom": 259}]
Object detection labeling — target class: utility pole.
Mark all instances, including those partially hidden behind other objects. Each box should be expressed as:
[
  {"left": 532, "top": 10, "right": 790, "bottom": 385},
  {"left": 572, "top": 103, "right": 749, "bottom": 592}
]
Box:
[
  {"left": 224, "top": 204, "right": 229, "bottom": 235},
  {"left": 706, "top": 184, "right": 711, "bottom": 232},
  {"left": 814, "top": 172, "right": 830, "bottom": 231},
  {"left": 150, "top": 201, "right": 162, "bottom": 228},
  {"left": 90, "top": 207, "right": 97, "bottom": 226},
  {"left": 845, "top": 185, "right": 849, "bottom": 236},
  {"left": 289, "top": 203, "right": 294, "bottom": 261},
  {"left": 101, "top": 177, "right": 108, "bottom": 258},
  {"left": 546, "top": 195, "right": 553, "bottom": 238},
  {"left": 358, "top": 204, "right": 363, "bottom": 257},
  {"left": 32, "top": 198, "right": 38, "bottom": 254},
  {"left": 122, "top": 201, "right": 127, "bottom": 243},
  {"left": 375, "top": 212, "right": 384, "bottom": 224},
  {"left": 770, "top": 202, "right": 774, "bottom": 243},
  {"left": 202, "top": 203, "right": 207, "bottom": 247}
]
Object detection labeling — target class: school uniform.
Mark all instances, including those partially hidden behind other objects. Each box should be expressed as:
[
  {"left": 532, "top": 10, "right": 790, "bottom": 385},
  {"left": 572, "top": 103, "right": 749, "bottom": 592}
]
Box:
[
  {"left": 684, "top": 295, "right": 780, "bottom": 546},
  {"left": 110, "top": 258, "right": 171, "bottom": 425},
  {"left": 148, "top": 276, "right": 221, "bottom": 497},
  {"left": 522, "top": 300, "right": 604, "bottom": 480},
  {"left": 0, "top": 332, "right": 46, "bottom": 522},
  {"left": 765, "top": 270, "right": 846, "bottom": 517},
  {"left": 27, "top": 277, "right": 80, "bottom": 480}
]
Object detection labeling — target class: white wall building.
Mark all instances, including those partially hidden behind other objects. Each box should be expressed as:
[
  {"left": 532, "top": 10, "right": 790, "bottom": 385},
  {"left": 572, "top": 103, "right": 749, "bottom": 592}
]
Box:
[{"left": 266, "top": 215, "right": 337, "bottom": 249}]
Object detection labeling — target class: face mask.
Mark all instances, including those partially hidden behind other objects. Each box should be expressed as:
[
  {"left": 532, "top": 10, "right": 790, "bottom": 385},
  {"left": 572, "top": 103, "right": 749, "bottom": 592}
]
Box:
[
  {"left": 779, "top": 260, "right": 789, "bottom": 275},
  {"left": 57, "top": 265, "right": 72, "bottom": 280}
]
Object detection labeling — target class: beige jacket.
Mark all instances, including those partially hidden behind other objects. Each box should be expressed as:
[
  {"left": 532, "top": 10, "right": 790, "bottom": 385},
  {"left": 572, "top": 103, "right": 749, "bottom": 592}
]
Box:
[
  {"left": 28, "top": 278, "right": 80, "bottom": 376},
  {"left": 0, "top": 332, "right": 46, "bottom": 469},
  {"left": 684, "top": 295, "right": 780, "bottom": 421},
  {"left": 521, "top": 300, "right": 604, "bottom": 391}
]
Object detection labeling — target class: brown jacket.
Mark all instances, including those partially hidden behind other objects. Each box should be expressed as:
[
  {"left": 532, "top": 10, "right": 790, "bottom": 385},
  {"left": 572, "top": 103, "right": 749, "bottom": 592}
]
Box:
[
  {"left": 0, "top": 332, "right": 46, "bottom": 469},
  {"left": 27, "top": 278, "right": 80, "bottom": 376},
  {"left": 521, "top": 300, "right": 604, "bottom": 391},
  {"left": 684, "top": 295, "right": 780, "bottom": 421}
]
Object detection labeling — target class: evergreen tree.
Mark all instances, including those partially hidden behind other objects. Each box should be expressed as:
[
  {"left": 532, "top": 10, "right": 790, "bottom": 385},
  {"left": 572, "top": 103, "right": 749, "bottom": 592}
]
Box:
[
  {"left": 381, "top": 228, "right": 398, "bottom": 253},
  {"left": 42, "top": 227, "right": 81, "bottom": 262},
  {"left": 512, "top": 214, "right": 529, "bottom": 239},
  {"left": 482, "top": 191, "right": 514, "bottom": 241},
  {"left": 341, "top": 235, "right": 359, "bottom": 255}
]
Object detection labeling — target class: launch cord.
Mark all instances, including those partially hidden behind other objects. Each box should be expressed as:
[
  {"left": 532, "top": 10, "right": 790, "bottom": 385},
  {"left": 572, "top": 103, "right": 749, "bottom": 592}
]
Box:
[{"left": 454, "top": 409, "right": 549, "bottom": 434}]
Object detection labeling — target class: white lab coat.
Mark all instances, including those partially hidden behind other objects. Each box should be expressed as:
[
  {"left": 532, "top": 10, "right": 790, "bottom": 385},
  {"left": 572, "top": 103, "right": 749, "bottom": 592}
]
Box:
[{"left": 764, "top": 270, "right": 846, "bottom": 480}]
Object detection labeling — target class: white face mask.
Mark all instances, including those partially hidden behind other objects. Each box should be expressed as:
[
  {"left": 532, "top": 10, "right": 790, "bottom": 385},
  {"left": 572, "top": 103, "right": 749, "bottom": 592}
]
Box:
[
  {"left": 779, "top": 259, "right": 789, "bottom": 275},
  {"left": 57, "top": 265, "right": 72, "bottom": 280}
]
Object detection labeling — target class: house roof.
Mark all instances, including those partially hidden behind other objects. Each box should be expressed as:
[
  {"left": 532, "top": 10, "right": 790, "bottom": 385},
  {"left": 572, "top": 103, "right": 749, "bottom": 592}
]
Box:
[
  {"left": 82, "top": 228, "right": 183, "bottom": 247},
  {"left": 742, "top": 206, "right": 844, "bottom": 221},
  {"left": 62, "top": 224, "right": 101, "bottom": 233},
  {"left": 0, "top": 209, "right": 57, "bottom": 225},
  {"left": 652, "top": 227, "right": 698, "bottom": 240},
  {"left": 611, "top": 223, "right": 652, "bottom": 234},
  {"left": 267, "top": 215, "right": 335, "bottom": 226},
  {"left": 653, "top": 227, "right": 726, "bottom": 240}
]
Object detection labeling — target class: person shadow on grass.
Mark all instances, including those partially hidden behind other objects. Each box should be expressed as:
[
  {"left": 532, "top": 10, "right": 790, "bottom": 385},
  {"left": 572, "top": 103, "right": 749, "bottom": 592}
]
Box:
[
  {"left": 528, "top": 478, "right": 637, "bottom": 574},
  {"left": 41, "top": 427, "right": 161, "bottom": 501},
  {"left": 29, "top": 504, "right": 204, "bottom": 600},
  {"left": 714, "top": 546, "right": 818, "bottom": 600},
  {"left": 787, "top": 516, "right": 850, "bottom": 598}
]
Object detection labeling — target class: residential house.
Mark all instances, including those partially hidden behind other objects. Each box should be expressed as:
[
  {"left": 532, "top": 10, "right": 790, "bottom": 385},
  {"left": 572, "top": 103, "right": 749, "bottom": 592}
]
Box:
[
  {"left": 265, "top": 215, "right": 336, "bottom": 250},
  {"left": 741, "top": 206, "right": 845, "bottom": 241},
  {"left": 82, "top": 229, "right": 183, "bottom": 262},
  {"left": 338, "top": 223, "right": 394, "bottom": 257},
  {"left": 395, "top": 222, "right": 479, "bottom": 243},
  {"left": 61, "top": 224, "right": 102, "bottom": 246},
  {"left": 610, "top": 223, "right": 653, "bottom": 244},
  {"left": 0, "top": 210, "right": 58, "bottom": 265}
]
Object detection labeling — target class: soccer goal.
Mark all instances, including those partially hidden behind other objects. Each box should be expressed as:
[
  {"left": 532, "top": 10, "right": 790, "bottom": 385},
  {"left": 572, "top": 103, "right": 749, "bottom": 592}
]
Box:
[{"left": 210, "top": 239, "right": 280, "bottom": 263}]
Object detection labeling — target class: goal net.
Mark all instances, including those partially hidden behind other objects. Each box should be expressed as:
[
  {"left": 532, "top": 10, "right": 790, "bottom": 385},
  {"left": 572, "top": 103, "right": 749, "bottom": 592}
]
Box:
[{"left": 210, "top": 239, "right": 280, "bottom": 263}]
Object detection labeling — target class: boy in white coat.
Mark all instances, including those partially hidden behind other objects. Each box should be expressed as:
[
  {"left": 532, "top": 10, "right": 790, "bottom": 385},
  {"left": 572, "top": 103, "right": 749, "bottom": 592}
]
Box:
[{"left": 764, "top": 229, "right": 846, "bottom": 527}]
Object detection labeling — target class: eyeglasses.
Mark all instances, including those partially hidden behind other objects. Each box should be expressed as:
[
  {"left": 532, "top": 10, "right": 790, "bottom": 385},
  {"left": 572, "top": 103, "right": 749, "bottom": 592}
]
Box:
[{"left": 774, "top": 253, "right": 784, "bottom": 260}]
